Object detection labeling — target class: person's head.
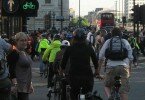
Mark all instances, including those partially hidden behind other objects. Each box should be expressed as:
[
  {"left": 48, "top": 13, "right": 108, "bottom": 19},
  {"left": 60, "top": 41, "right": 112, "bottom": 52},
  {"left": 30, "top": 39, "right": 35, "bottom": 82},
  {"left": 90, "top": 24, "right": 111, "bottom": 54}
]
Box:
[
  {"left": 41, "top": 32, "right": 47, "bottom": 38},
  {"left": 15, "top": 32, "right": 28, "bottom": 50},
  {"left": 100, "top": 29, "right": 107, "bottom": 36},
  {"left": 111, "top": 27, "right": 122, "bottom": 37},
  {"left": 91, "top": 27, "right": 96, "bottom": 33},
  {"left": 53, "top": 34, "right": 60, "bottom": 40},
  {"left": 61, "top": 40, "right": 70, "bottom": 48},
  {"left": 73, "top": 28, "right": 86, "bottom": 42}
]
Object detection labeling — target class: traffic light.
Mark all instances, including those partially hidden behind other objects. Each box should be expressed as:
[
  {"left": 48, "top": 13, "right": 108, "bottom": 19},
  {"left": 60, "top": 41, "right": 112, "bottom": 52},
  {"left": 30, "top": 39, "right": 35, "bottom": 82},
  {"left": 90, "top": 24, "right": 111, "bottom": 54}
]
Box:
[
  {"left": 2, "top": 0, "right": 39, "bottom": 17},
  {"left": 140, "top": 4, "right": 145, "bottom": 24},
  {"left": 131, "top": 5, "right": 140, "bottom": 23},
  {"left": 21, "top": 0, "right": 39, "bottom": 17},
  {"left": 122, "top": 16, "right": 126, "bottom": 23},
  {"left": 2, "top": 0, "right": 21, "bottom": 16}
]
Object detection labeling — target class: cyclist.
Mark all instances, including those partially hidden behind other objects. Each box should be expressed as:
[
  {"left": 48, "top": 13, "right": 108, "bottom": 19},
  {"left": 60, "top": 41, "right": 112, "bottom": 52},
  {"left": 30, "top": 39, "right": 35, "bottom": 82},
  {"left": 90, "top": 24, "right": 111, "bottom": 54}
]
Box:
[
  {"left": 98, "top": 27, "right": 133, "bottom": 100},
  {"left": 60, "top": 28, "right": 101, "bottom": 100},
  {"left": 53, "top": 40, "right": 70, "bottom": 100},
  {"left": 42, "top": 34, "right": 61, "bottom": 92},
  {"left": 37, "top": 33, "right": 50, "bottom": 76},
  {"left": 128, "top": 33, "right": 140, "bottom": 67}
]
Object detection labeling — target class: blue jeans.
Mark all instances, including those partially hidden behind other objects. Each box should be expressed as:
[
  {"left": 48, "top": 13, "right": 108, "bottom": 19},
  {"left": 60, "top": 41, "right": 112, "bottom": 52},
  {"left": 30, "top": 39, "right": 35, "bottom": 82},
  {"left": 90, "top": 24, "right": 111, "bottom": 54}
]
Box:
[{"left": 39, "top": 55, "right": 45, "bottom": 74}]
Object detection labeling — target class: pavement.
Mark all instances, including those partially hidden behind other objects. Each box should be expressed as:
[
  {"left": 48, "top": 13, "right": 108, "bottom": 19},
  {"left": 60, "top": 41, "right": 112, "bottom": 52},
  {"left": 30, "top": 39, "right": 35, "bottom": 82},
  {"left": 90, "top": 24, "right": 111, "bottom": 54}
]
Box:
[{"left": 31, "top": 55, "right": 145, "bottom": 87}]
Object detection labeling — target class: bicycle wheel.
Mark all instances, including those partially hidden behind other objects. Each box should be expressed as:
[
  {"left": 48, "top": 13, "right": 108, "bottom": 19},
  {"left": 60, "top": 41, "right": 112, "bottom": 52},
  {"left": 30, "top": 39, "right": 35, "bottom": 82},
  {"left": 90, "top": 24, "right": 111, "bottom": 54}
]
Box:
[
  {"left": 47, "top": 91, "right": 52, "bottom": 100},
  {"left": 66, "top": 85, "right": 71, "bottom": 100}
]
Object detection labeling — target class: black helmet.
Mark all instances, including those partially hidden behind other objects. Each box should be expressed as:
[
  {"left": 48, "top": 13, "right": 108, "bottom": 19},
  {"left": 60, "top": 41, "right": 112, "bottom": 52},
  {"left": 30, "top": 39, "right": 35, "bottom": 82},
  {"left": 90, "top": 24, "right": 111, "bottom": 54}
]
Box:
[
  {"left": 53, "top": 34, "right": 60, "bottom": 40},
  {"left": 73, "top": 28, "right": 86, "bottom": 41}
]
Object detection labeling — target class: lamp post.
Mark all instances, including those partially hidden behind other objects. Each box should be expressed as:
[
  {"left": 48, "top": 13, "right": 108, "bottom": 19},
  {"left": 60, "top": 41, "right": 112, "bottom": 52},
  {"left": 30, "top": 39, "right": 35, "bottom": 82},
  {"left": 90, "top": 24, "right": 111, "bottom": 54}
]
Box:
[
  {"left": 119, "top": 0, "right": 120, "bottom": 22},
  {"left": 115, "top": 1, "right": 117, "bottom": 21},
  {"left": 79, "top": 0, "right": 81, "bottom": 27},
  {"left": 60, "top": 0, "right": 63, "bottom": 30},
  {"left": 133, "top": 0, "right": 135, "bottom": 34},
  {"left": 52, "top": 12, "right": 55, "bottom": 28}
]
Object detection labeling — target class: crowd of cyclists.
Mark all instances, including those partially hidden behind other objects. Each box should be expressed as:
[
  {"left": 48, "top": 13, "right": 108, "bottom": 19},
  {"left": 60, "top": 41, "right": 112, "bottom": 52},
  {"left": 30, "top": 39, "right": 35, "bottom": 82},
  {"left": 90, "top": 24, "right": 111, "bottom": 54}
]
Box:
[{"left": 0, "top": 26, "right": 145, "bottom": 100}]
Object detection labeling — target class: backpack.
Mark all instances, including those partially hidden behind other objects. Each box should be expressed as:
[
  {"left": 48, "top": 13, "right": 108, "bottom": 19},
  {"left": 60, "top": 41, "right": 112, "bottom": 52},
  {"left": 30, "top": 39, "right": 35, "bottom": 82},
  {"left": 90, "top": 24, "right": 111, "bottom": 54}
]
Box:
[
  {"left": 89, "top": 34, "right": 95, "bottom": 46},
  {"left": 53, "top": 50, "right": 64, "bottom": 73},
  {"left": 105, "top": 36, "right": 128, "bottom": 60}
]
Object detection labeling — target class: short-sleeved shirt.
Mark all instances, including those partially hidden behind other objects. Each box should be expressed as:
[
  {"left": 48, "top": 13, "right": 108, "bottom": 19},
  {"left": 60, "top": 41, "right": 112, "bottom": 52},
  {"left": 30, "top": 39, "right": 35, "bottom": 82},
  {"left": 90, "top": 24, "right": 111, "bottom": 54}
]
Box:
[
  {"left": 0, "top": 38, "right": 11, "bottom": 60},
  {"left": 0, "top": 38, "right": 11, "bottom": 86}
]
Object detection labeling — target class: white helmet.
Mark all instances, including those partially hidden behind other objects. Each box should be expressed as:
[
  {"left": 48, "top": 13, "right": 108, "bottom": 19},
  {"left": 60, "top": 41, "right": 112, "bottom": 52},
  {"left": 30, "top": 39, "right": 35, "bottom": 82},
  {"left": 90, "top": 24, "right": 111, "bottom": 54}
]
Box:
[{"left": 61, "top": 40, "right": 70, "bottom": 46}]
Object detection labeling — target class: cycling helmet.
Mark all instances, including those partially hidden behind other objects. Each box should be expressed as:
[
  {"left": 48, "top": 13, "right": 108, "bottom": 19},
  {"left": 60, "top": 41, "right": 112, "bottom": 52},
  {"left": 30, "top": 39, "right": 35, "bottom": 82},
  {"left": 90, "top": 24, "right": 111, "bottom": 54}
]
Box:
[
  {"left": 66, "top": 33, "right": 73, "bottom": 40},
  {"left": 53, "top": 34, "right": 60, "bottom": 40},
  {"left": 61, "top": 40, "right": 70, "bottom": 46},
  {"left": 73, "top": 28, "right": 86, "bottom": 41}
]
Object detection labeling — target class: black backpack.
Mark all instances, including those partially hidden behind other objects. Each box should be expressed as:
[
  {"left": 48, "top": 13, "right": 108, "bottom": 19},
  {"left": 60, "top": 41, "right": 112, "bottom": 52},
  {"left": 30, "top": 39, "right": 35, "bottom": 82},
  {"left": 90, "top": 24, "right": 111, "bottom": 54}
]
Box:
[{"left": 105, "top": 36, "right": 128, "bottom": 60}]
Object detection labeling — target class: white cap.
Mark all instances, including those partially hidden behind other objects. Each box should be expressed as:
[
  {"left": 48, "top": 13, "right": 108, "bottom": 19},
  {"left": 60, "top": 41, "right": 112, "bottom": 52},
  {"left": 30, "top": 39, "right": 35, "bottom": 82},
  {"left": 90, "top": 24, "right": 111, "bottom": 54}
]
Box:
[{"left": 61, "top": 40, "right": 70, "bottom": 46}]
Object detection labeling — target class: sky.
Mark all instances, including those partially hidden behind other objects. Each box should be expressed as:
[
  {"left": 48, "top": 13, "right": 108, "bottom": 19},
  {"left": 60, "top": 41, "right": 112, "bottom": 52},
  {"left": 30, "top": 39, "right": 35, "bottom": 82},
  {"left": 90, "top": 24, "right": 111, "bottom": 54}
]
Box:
[{"left": 69, "top": 0, "right": 117, "bottom": 16}]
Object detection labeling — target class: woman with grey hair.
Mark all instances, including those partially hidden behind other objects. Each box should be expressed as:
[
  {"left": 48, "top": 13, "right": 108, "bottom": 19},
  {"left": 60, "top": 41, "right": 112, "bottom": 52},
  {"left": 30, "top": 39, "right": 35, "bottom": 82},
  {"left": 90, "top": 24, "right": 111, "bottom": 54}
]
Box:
[{"left": 8, "top": 32, "right": 34, "bottom": 100}]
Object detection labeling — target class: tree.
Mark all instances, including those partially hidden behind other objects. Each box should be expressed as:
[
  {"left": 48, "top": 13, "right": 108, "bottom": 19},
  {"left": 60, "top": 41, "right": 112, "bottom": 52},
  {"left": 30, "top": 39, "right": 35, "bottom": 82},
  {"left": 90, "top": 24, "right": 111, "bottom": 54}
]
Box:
[{"left": 69, "top": 17, "right": 90, "bottom": 27}]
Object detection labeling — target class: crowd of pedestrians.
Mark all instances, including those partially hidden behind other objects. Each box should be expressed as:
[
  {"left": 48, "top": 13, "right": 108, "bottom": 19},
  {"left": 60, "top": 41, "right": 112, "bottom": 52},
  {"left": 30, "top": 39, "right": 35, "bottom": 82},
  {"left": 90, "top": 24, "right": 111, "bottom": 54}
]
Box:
[{"left": 0, "top": 26, "right": 145, "bottom": 100}]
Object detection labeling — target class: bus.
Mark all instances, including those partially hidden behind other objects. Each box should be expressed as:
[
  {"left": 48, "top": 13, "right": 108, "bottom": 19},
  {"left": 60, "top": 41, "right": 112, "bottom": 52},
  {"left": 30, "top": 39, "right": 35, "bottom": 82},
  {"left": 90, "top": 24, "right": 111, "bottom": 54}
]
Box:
[{"left": 96, "top": 11, "right": 115, "bottom": 30}]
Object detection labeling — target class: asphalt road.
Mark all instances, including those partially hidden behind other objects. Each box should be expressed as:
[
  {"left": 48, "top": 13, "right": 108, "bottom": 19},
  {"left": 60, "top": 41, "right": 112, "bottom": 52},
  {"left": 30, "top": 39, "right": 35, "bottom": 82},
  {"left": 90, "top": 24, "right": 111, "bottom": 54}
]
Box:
[{"left": 30, "top": 63, "right": 145, "bottom": 100}]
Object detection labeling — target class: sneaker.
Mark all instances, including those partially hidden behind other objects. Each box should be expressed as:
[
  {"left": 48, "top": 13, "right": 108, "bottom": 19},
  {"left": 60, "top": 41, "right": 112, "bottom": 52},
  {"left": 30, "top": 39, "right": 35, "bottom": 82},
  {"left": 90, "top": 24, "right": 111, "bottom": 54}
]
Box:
[
  {"left": 40, "top": 73, "right": 43, "bottom": 77},
  {"left": 47, "top": 87, "right": 52, "bottom": 97},
  {"left": 48, "top": 87, "right": 52, "bottom": 92}
]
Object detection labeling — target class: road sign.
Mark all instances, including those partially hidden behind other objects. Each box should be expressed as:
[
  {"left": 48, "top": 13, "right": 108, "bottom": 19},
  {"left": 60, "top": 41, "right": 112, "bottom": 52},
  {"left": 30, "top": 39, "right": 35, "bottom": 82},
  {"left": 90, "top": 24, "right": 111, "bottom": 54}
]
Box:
[{"left": 2, "top": 0, "right": 19, "bottom": 14}]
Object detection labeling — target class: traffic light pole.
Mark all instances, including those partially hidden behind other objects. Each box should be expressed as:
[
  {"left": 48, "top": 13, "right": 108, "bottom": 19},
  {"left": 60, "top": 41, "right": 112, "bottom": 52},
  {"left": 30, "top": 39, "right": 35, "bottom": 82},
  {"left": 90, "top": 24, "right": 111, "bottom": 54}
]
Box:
[
  {"left": 60, "top": 0, "right": 63, "bottom": 30},
  {"left": 133, "top": 0, "right": 136, "bottom": 34},
  {"left": 79, "top": 0, "right": 81, "bottom": 27},
  {"left": 22, "top": 16, "right": 27, "bottom": 32}
]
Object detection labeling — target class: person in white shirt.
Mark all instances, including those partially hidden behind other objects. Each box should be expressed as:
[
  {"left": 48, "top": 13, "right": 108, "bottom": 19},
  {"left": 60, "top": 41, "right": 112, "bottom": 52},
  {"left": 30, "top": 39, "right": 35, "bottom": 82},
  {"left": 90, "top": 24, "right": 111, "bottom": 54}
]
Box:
[
  {"left": 86, "top": 27, "right": 96, "bottom": 47},
  {"left": 98, "top": 27, "right": 133, "bottom": 100}
]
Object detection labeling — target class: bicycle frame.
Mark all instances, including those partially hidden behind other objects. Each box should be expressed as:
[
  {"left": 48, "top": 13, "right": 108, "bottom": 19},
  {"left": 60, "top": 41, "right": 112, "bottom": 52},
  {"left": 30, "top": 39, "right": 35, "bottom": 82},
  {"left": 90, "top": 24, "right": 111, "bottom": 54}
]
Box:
[{"left": 110, "top": 76, "right": 121, "bottom": 100}]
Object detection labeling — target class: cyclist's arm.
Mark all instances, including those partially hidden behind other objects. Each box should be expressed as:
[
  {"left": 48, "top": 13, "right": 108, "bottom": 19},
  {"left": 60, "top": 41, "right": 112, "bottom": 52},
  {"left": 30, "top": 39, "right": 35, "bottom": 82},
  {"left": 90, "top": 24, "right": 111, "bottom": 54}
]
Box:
[
  {"left": 90, "top": 46, "right": 99, "bottom": 74},
  {"left": 42, "top": 47, "right": 52, "bottom": 61},
  {"left": 60, "top": 47, "right": 70, "bottom": 72},
  {"left": 98, "top": 40, "right": 110, "bottom": 72},
  {"left": 124, "top": 39, "right": 134, "bottom": 74}
]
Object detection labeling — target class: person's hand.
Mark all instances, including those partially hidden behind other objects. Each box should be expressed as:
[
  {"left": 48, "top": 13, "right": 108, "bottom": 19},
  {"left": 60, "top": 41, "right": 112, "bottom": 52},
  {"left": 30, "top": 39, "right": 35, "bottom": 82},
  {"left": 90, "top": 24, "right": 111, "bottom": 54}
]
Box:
[
  {"left": 58, "top": 68, "right": 65, "bottom": 76},
  {"left": 29, "top": 84, "right": 34, "bottom": 94},
  {"left": 11, "top": 85, "right": 17, "bottom": 94}
]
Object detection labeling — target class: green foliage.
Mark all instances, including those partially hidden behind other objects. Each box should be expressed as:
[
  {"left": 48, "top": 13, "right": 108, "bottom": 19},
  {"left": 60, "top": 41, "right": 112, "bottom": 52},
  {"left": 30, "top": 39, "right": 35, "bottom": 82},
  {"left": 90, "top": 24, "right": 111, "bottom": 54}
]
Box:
[{"left": 69, "top": 17, "right": 90, "bottom": 27}]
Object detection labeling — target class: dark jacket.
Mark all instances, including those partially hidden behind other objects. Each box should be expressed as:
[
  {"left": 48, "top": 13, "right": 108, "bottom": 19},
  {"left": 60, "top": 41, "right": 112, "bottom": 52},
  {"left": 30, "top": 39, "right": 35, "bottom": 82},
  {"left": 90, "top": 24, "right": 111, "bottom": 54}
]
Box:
[{"left": 61, "top": 42, "right": 98, "bottom": 77}]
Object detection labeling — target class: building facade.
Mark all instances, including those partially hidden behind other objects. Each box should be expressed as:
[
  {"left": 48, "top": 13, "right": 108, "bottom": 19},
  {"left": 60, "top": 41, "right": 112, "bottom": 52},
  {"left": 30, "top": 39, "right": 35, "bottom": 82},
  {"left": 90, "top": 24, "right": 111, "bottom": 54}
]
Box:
[
  {"left": 27, "top": 0, "right": 69, "bottom": 31},
  {"left": 124, "top": 0, "right": 145, "bottom": 19}
]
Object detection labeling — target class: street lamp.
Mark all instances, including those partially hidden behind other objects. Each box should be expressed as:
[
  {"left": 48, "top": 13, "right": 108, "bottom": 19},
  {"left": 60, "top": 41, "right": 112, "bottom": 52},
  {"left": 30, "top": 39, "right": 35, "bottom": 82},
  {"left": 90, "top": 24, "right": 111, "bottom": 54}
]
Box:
[
  {"left": 133, "top": 0, "right": 135, "bottom": 34},
  {"left": 52, "top": 12, "right": 55, "bottom": 28},
  {"left": 115, "top": 1, "right": 117, "bottom": 21},
  {"left": 79, "top": 0, "right": 81, "bottom": 27}
]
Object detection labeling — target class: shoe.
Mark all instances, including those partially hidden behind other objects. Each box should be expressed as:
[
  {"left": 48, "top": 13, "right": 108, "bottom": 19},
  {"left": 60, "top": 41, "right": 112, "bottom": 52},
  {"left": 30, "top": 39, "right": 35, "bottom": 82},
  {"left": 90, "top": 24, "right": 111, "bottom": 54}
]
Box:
[
  {"left": 47, "top": 87, "right": 52, "bottom": 97},
  {"left": 48, "top": 87, "right": 52, "bottom": 92},
  {"left": 40, "top": 73, "right": 43, "bottom": 77},
  {"left": 108, "top": 96, "right": 113, "bottom": 100}
]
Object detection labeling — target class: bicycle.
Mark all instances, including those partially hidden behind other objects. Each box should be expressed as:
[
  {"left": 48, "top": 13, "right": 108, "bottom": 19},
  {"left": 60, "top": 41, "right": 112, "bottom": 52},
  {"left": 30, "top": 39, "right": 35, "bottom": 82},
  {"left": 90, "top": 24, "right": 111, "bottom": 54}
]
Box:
[
  {"left": 109, "top": 75, "right": 122, "bottom": 100},
  {"left": 47, "top": 74, "right": 71, "bottom": 100},
  {"left": 78, "top": 88, "right": 103, "bottom": 100},
  {"left": 47, "top": 74, "right": 62, "bottom": 100}
]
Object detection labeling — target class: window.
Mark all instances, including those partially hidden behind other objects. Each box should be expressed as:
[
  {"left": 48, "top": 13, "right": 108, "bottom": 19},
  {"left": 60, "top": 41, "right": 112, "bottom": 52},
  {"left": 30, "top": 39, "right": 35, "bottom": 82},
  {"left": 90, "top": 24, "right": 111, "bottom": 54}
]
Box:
[
  {"left": 45, "top": 0, "right": 51, "bottom": 4},
  {"left": 101, "top": 13, "right": 114, "bottom": 20},
  {"left": 58, "top": 0, "right": 62, "bottom": 6}
]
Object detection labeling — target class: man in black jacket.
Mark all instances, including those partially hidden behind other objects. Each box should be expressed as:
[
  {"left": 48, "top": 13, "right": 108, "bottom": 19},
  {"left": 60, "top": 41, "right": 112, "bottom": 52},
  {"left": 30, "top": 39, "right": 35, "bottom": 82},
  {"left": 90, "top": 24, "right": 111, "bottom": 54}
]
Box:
[{"left": 61, "top": 28, "right": 101, "bottom": 100}]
